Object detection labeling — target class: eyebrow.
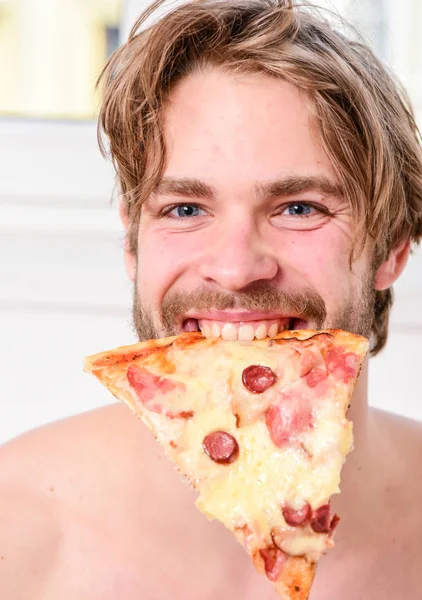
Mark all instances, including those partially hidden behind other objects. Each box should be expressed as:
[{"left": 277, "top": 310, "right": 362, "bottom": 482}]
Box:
[
  {"left": 153, "top": 175, "right": 344, "bottom": 201},
  {"left": 153, "top": 178, "right": 215, "bottom": 200},
  {"left": 257, "top": 175, "right": 344, "bottom": 199}
]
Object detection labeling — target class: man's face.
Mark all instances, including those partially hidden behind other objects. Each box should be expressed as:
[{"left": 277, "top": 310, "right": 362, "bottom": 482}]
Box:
[{"left": 130, "top": 68, "right": 376, "bottom": 342}]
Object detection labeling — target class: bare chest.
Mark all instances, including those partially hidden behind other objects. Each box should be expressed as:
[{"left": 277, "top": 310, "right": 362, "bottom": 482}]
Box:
[
  {"left": 43, "top": 507, "right": 422, "bottom": 600},
  {"left": 44, "top": 508, "right": 277, "bottom": 600},
  {"left": 48, "top": 497, "right": 422, "bottom": 600}
]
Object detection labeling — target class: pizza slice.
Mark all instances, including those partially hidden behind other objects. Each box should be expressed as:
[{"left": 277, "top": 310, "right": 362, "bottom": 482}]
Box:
[{"left": 84, "top": 329, "right": 368, "bottom": 600}]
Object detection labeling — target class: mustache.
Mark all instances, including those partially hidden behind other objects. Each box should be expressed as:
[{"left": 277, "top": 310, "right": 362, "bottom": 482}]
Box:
[{"left": 161, "top": 284, "right": 327, "bottom": 332}]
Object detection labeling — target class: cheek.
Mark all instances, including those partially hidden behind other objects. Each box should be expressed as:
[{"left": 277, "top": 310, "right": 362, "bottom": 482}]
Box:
[
  {"left": 281, "top": 229, "right": 357, "bottom": 306},
  {"left": 136, "top": 229, "right": 200, "bottom": 302},
  {"left": 287, "top": 231, "right": 348, "bottom": 280}
]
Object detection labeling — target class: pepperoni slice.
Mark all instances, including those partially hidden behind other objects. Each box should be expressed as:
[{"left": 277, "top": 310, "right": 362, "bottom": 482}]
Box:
[
  {"left": 203, "top": 431, "right": 239, "bottom": 464},
  {"left": 282, "top": 502, "right": 311, "bottom": 527},
  {"left": 242, "top": 365, "right": 276, "bottom": 393},
  {"left": 311, "top": 504, "right": 331, "bottom": 533},
  {"left": 259, "top": 545, "right": 288, "bottom": 581}
]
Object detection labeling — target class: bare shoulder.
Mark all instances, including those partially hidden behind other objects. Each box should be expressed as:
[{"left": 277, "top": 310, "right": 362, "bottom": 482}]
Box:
[
  {"left": 0, "top": 404, "right": 151, "bottom": 598},
  {"left": 0, "top": 404, "right": 146, "bottom": 510},
  {"left": 366, "top": 409, "right": 422, "bottom": 598},
  {"left": 370, "top": 408, "right": 422, "bottom": 462},
  {"left": 369, "top": 408, "right": 422, "bottom": 493},
  {"left": 0, "top": 480, "right": 61, "bottom": 599},
  {"left": 369, "top": 408, "right": 422, "bottom": 524}
]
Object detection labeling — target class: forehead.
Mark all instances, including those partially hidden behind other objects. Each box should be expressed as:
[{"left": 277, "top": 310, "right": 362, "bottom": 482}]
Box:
[{"left": 161, "top": 67, "right": 338, "bottom": 191}]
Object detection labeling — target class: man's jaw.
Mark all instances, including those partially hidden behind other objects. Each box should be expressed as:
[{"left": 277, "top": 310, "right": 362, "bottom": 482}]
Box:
[{"left": 181, "top": 312, "right": 309, "bottom": 341}]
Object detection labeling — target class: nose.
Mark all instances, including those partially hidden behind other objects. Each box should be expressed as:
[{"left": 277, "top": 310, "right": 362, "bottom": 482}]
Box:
[{"left": 197, "top": 217, "right": 279, "bottom": 291}]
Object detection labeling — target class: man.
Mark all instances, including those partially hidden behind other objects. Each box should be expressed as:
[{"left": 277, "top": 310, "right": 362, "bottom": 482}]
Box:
[{"left": 1, "top": 1, "right": 421, "bottom": 598}]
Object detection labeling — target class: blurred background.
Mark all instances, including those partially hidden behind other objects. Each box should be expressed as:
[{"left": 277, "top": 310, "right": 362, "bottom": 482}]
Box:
[{"left": 0, "top": 0, "right": 421, "bottom": 443}]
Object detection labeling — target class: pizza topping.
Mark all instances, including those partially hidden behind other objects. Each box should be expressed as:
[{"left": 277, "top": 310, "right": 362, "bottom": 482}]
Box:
[
  {"left": 304, "top": 368, "right": 328, "bottom": 388},
  {"left": 233, "top": 348, "right": 301, "bottom": 427},
  {"left": 329, "top": 514, "right": 340, "bottom": 538},
  {"left": 259, "top": 545, "right": 288, "bottom": 581},
  {"left": 298, "top": 349, "right": 320, "bottom": 377},
  {"left": 265, "top": 390, "right": 314, "bottom": 447},
  {"left": 311, "top": 504, "right": 331, "bottom": 533},
  {"left": 178, "top": 411, "right": 194, "bottom": 419},
  {"left": 325, "top": 347, "right": 360, "bottom": 383},
  {"left": 271, "top": 526, "right": 329, "bottom": 558},
  {"left": 203, "top": 431, "right": 239, "bottom": 464},
  {"left": 282, "top": 503, "right": 312, "bottom": 527},
  {"left": 242, "top": 365, "right": 276, "bottom": 393},
  {"left": 127, "top": 365, "right": 189, "bottom": 418}
]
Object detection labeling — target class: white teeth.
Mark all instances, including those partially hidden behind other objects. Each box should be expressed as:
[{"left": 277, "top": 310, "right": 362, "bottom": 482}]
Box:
[
  {"left": 238, "top": 324, "right": 255, "bottom": 341},
  {"left": 221, "top": 323, "right": 238, "bottom": 341},
  {"left": 255, "top": 323, "right": 268, "bottom": 339},
  {"left": 198, "top": 318, "right": 296, "bottom": 340},
  {"left": 268, "top": 323, "right": 279, "bottom": 338},
  {"left": 211, "top": 322, "right": 221, "bottom": 338},
  {"left": 201, "top": 322, "right": 211, "bottom": 337}
]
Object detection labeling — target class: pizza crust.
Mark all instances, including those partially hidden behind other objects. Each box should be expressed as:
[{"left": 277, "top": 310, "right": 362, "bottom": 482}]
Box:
[{"left": 84, "top": 328, "right": 364, "bottom": 370}]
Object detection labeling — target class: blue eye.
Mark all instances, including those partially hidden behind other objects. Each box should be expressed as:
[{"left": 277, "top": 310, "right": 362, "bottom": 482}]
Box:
[
  {"left": 169, "top": 204, "right": 204, "bottom": 218},
  {"left": 271, "top": 201, "right": 330, "bottom": 229},
  {"left": 284, "top": 203, "right": 315, "bottom": 216}
]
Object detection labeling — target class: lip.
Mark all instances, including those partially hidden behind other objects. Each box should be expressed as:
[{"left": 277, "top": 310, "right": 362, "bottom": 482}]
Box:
[{"left": 182, "top": 311, "right": 299, "bottom": 323}]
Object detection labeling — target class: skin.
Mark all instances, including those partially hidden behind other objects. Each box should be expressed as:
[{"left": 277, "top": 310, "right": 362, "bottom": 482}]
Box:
[{"left": 1, "top": 69, "right": 421, "bottom": 600}]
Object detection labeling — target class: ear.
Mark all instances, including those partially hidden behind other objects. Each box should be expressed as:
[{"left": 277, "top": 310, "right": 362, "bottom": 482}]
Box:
[
  {"left": 119, "top": 200, "right": 136, "bottom": 283},
  {"left": 375, "top": 239, "right": 411, "bottom": 291}
]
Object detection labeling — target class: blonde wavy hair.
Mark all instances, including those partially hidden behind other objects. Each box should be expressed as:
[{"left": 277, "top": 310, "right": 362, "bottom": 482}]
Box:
[{"left": 97, "top": 0, "right": 422, "bottom": 355}]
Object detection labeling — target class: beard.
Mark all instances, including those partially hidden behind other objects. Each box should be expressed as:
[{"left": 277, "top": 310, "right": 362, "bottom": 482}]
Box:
[{"left": 131, "top": 271, "right": 376, "bottom": 344}]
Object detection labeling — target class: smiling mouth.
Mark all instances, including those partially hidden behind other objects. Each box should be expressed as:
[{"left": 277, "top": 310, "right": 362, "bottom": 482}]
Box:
[{"left": 182, "top": 317, "right": 309, "bottom": 340}]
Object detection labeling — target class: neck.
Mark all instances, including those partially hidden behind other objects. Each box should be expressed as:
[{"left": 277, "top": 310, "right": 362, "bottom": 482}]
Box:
[
  {"left": 333, "top": 358, "right": 370, "bottom": 514},
  {"left": 311, "top": 358, "right": 381, "bottom": 596},
  {"left": 347, "top": 356, "right": 370, "bottom": 461}
]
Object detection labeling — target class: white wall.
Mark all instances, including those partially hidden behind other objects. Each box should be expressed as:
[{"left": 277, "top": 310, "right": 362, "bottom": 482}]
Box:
[
  {"left": 1, "top": 0, "right": 422, "bottom": 443},
  {"left": 0, "top": 120, "right": 136, "bottom": 443}
]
